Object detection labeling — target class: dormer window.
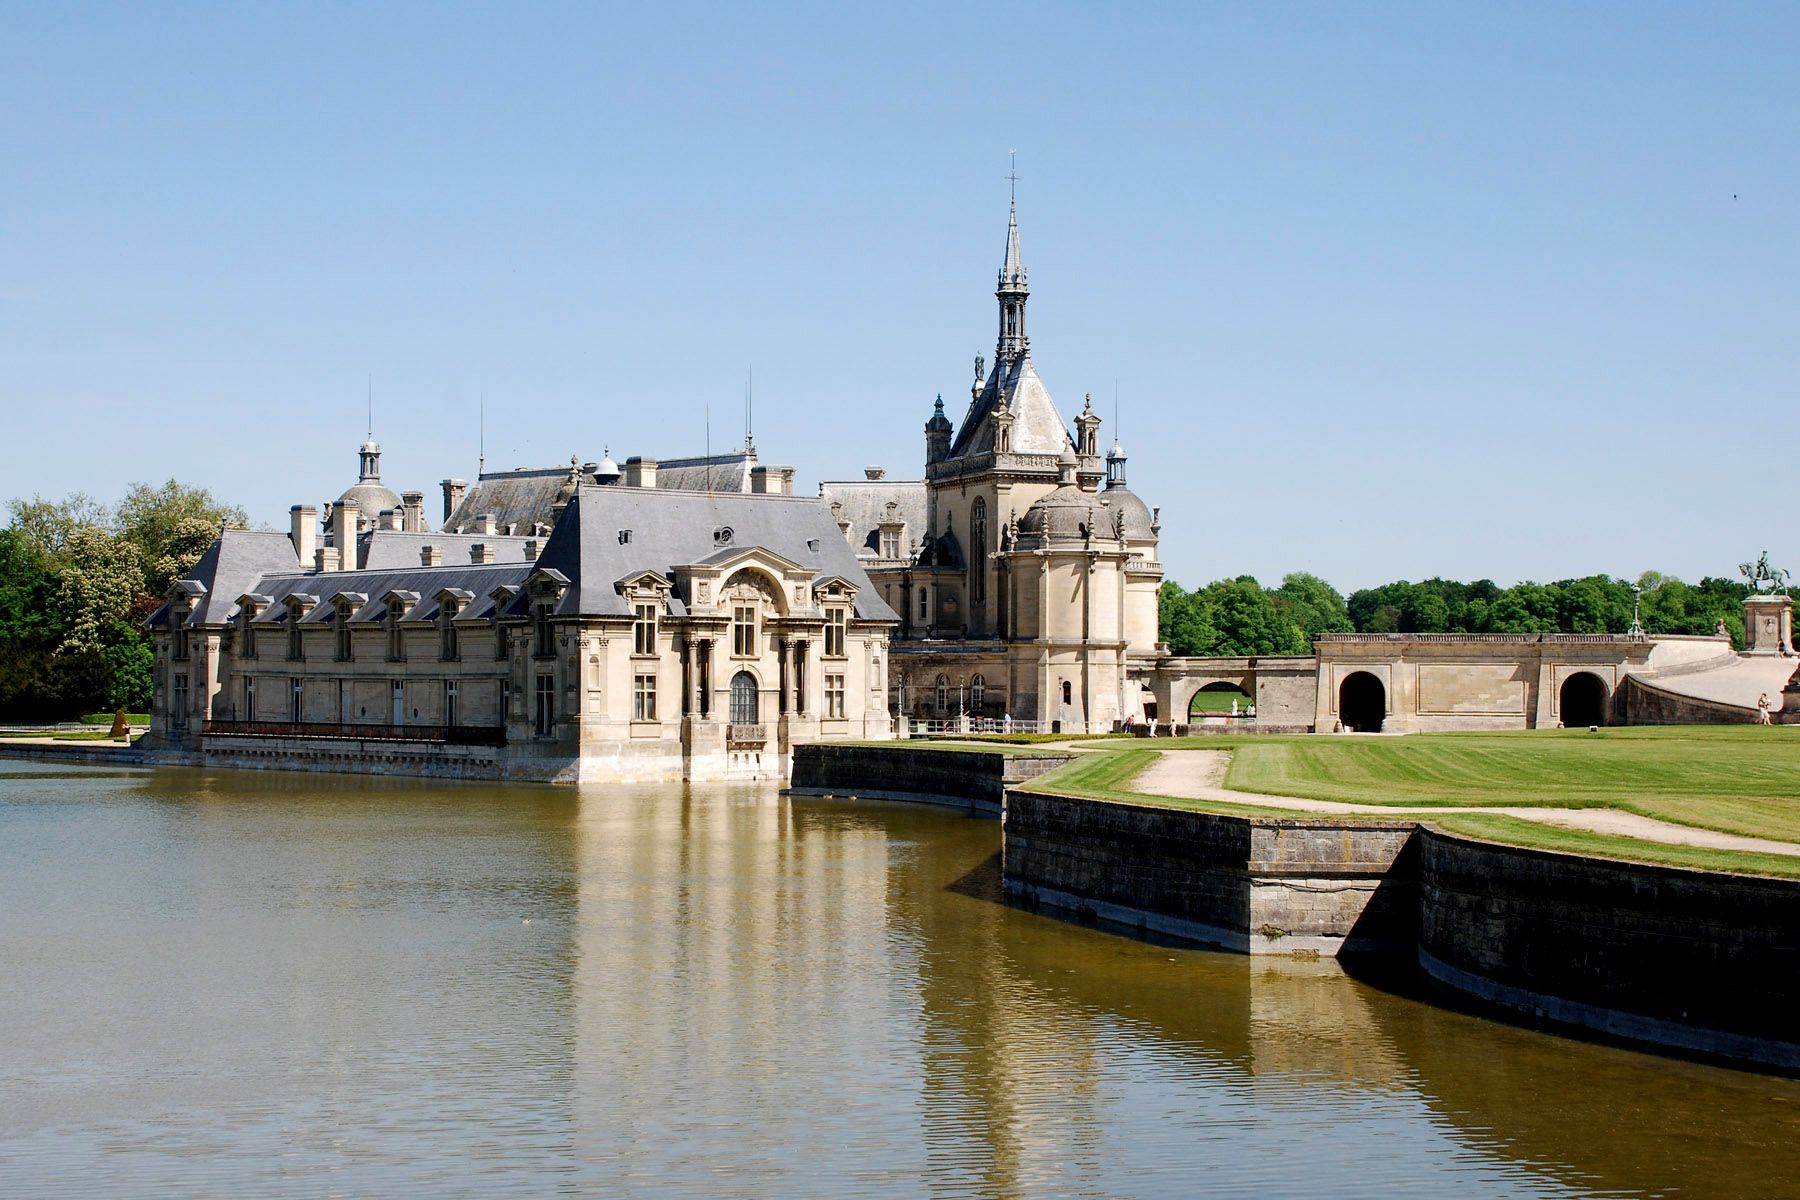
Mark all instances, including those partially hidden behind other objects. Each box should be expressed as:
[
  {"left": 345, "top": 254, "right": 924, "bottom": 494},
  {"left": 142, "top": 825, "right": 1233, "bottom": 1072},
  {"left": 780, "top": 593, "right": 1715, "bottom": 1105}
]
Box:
[
  {"left": 880, "top": 529, "right": 901, "bottom": 559},
  {"left": 334, "top": 601, "right": 355, "bottom": 662},
  {"left": 386, "top": 606, "right": 406, "bottom": 663},
  {"left": 238, "top": 607, "right": 258, "bottom": 661},
  {"left": 633, "top": 601, "right": 658, "bottom": 656},
  {"left": 439, "top": 599, "right": 461, "bottom": 662},
  {"left": 618, "top": 529, "right": 633, "bottom": 545},
  {"left": 287, "top": 608, "right": 304, "bottom": 662}
]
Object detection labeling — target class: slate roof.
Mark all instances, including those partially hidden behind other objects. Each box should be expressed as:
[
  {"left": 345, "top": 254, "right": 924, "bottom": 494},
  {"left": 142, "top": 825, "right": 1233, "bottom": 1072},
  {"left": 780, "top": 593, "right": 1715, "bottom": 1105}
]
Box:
[
  {"left": 444, "top": 450, "right": 762, "bottom": 533},
  {"left": 534, "top": 484, "right": 899, "bottom": 622},
  {"left": 360, "top": 529, "right": 536, "bottom": 569},
  {"left": 145, "top": 529, "right": 301, "bottom": 627},
  {"left": 247, "top": 563, "right": 532, "bottom": 625},
  {"left": 814, "top": 478, "right": 928, "bottom": 560},
  {"left": 948, "top": 354, "right": 1074, "bottom": 460}
]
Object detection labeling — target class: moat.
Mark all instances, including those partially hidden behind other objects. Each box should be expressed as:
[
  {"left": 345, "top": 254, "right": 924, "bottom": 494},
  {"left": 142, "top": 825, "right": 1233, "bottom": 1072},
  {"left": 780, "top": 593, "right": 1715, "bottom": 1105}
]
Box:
[{"left": 1, "top": 763, "right": 1795, "bottom": 1197}]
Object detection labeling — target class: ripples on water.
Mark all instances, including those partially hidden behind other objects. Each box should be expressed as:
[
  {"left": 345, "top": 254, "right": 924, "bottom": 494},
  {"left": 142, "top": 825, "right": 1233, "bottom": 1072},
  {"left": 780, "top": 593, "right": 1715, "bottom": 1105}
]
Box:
[{"left": 0, "top": 763, "right": 1794, "bottom": 1198}]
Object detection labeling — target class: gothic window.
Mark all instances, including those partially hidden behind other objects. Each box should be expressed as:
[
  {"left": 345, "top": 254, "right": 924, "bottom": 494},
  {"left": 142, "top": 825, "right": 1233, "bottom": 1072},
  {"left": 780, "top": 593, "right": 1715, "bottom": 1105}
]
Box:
[
  {"left": 729, "top": 671, "right": 758, "bottom": 725},
  {"left": 824, "top": 673, "right": 845, "bottom": 719},
  {"left": 633, "top": 602, "right": 659, "bottom": 656},
  {"left": 970, "top": 499, "right": 987, "bottom": 605},
  {"left": 824, "top": 607, "right": 847, "bottom": 658},
  {"left": 935, "top": 673, "right": 949, "bottom": 714},
  {"left": 634, "top": 673, "right": 658, "bottom": 721},
  {"left": 970, "top": 673, "right": 986, "bottom": 714},
  {"left": 732, "top": 605, "right": 757, "bottom": 657}
]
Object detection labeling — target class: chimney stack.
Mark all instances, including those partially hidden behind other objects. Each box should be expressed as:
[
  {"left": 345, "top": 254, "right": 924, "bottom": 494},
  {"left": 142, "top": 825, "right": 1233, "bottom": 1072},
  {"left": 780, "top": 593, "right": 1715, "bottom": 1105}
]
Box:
[
  {"left": 476, "top": 513, "right": 497, "bottom": 536},
  {"left": 864, "top": 466, "right": 886, "bottom": 481},
  {"left": 315, "top": 547, "right": 341, "bottom": 572},
  {"left": 624, "top": 456, "right": 657, "bottom": 489},
  {"left": 441, "top": 478, "right": 466, "bottom": 524},
  {"left": 471, "top": 543, "right": 496, "bottom": 565},
  {"left": 381, "top": 508, "right": 404, "bottom": 531},
  {"left": 401, "top": 490, "right": 425, "bottom": 533},
  {"left": 289, "top": 504, "right": 317, "bottom": 566},
  {"left": 524, "top": 538, "right": 539, "bottom": 559},
  {"left": 750, "top": 465, "right": 795, "bottom": 495},
  {"left": 332, "top": 499, "right": 360, "bottom": 571},
  {"left": 420, "top": 545, "right": 443, "bottom": 567}
]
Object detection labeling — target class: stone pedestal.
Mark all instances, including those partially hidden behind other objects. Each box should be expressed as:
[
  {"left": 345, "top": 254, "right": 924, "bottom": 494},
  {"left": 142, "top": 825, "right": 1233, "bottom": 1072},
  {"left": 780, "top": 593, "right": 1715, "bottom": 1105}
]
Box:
[{"left": 1743, "top": 594, "right": 1794, "bottom": 655}]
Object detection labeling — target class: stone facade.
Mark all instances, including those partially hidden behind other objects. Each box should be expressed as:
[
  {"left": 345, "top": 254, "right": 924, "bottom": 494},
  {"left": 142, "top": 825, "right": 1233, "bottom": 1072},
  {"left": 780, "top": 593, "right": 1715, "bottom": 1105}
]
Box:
[{"left": 144, "top": 483, "right": 898, "bottom": 783}]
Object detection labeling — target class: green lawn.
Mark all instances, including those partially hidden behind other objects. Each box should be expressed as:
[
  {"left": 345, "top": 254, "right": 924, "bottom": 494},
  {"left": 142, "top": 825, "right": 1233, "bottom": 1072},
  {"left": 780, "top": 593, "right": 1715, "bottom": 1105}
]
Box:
[{"left": 1031, "top": 727, "right": 1800, "bottom": 878}]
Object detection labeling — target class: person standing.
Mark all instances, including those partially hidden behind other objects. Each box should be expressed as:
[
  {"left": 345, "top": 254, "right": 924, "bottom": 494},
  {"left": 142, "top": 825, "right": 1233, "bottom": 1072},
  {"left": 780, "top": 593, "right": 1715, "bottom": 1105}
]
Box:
[{"left": 1757, "top": 693, "right": 1773, "bottom": 725}]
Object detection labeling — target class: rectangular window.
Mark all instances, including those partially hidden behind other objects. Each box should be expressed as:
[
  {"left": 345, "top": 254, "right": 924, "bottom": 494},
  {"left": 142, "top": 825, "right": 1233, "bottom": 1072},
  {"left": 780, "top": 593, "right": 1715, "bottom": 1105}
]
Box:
[
  {"left": 633, "top": 602, "right": 658, "bottom": 656},
  {"left": 241, "top": 615, "right": 257, "bottom": 661},
  {"left": 288, "top": 613, "right": 304, "bottom": 662},
  {"left": 172, "top": 609, "right": 190, "bottom": 661},
  {"left": 495, "top": 621, "right": 509, "bottom": 661},
  {"left": 917, "top": 589, "right": 928, "bottom": 620},
  {"left": 387, "top": 615, "right": 405, "bottom": 663},
  {"left": 243, "top": 676, "right": 255, "bottom": 721},
  {"left": 445, "top": 679, "right": 459, "bottom": 727},
  {"left": 633, "top": 673, "right": 657, "bottom": 721},
  {"left": 825, "top": 673, "right": 845, "bottom": 719},
  {"left": 732, "top": 606, "right": 756, "bottom": 657},
  {"left": 172, "top": 673, "right": 189, "bottom": 729},
  {"left": 535, "top": 604, "right": 554, "bottom": 658},
  {"left": 880, "top": 530, "right": 900, "bottom": 559},
  {"left": 501, "top": 679, "right": 510, "bottom": 721},
  {"left": 335, "top": 606, "right": 354, "bottom": 662},
  {"left": 440, "top": 602, "right": 460, "bottom": 662},
  {"left": 824, "top": 608, "right": 847, "bottom": 658},
  {"left": 291, "top": 678, "right": 303, "bottom": 723},
  {"left": 534, "top": 674, "right": 555, "bottom": 736}
]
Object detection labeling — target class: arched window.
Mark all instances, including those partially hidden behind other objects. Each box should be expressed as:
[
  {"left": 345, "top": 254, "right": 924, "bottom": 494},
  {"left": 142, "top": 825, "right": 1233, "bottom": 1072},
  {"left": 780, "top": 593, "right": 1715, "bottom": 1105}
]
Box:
[
  {"left": 730, "top": 671, "right": 759, "bottom": 725},
  {"left": 970, "top": 673, "right": 986, "bottom": 713},
  {"left": 935, "top": 673, "right": 950, "bottom": 714},
  {"left": 1061, "top": 680, "right": 1073, "bottom": 705},
  {"left": 969, "top": 498, "right": 987, "bottom": 605}
]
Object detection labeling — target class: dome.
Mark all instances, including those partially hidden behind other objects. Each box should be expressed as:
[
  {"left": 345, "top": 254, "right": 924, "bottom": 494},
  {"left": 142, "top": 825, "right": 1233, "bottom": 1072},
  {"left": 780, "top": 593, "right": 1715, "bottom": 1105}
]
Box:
[
  {"left": 1018, "top": 484, "right": 1156, "bottom": 544},
  {"left": 594, "top": 451, "right": 621, "bottom": 482},
  {"left": 1100, "top": 484, "right": 1156, "bottom": 540},
  {"left": 337, "top": 480, "right": 402, "bottom": 516}
]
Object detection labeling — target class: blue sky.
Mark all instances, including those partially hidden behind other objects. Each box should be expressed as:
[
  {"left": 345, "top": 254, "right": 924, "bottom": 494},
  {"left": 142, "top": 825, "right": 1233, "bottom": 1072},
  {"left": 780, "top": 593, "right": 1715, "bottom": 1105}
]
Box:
[{"left": 3, "top": 2, "right": 1795, "bottom": 592}]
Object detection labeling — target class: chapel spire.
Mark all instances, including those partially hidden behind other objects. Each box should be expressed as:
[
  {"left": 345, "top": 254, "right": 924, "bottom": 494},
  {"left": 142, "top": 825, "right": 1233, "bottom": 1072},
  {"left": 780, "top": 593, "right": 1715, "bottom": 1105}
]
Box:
[{"left": 996, "top": 199, "right": 1029, "bottom": 367}]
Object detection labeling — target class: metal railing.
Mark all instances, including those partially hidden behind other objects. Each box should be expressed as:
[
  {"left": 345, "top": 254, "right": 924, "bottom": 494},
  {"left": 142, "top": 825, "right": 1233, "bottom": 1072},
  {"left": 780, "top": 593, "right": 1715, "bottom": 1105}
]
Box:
[
  {"left": 907, "top": 718, "right": 1055, "bottom": 736},
  {"left": 202, "top": 720, "right": 506, "bottom": 747}
]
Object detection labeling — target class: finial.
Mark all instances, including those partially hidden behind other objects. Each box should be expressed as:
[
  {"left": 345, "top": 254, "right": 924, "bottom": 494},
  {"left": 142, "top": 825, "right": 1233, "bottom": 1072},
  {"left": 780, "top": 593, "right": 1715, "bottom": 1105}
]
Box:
[
  {"left": 934, "top": 393, "right": 945, "bottom": 414},
  {"left": 1007, "top": 149, "right": 1018, "bottom": 204},
  {"left": 1083, "top": 393, "right": 1093, "bottom": 415}
]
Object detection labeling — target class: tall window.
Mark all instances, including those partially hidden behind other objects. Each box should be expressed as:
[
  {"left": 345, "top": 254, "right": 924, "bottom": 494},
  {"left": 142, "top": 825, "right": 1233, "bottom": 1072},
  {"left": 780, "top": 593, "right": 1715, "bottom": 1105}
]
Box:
[
  {"left": 732, "top": 605, "right": 757, "bottom": 657},
  {"left": 239, "top": 611, "right": 258, "bottom": 661},
  {"left": 935, "top": 673, "right": 949, "bottom": 714},
  {"left": 291, "top": 678, "right": 303, "bottom": 723},
  {"left": 243, "top": 676, "right": 255, "bottom": 721},
  {"left": 880, "top": 529, "right": 900, "bottom": 559},
  {"left": 439, "top": 599, "right": 461, "bottom": 662},
  {"left": 824, "top": 607, "right": 847, "bottom": 657},
  {"left": 387, "top": 608, "right": 406, "bottom": 662},
  {"left": 445, "top": 679, "right": 459, "bottom": 727},
  {"left": 969, "top": 498, "right": 987, "bottom": 604},
  {"left": 172, "top": 674, "right": 189, "bottom": 728},
  {"left": 1062, "top": 680, "right": 1073, "bottom": 705},
  {"left": 824, "top": 673, "right": 845, "bottom": 719},
  {"left": 918, "top": 589, "right": 928, "bottom": 620},
  {"left": 171, "top": 608, "right": 190, "bottom": 662},
  {"left": 970, "top": 673, "right": 986, "bottom": 714},
  {"left": 729, "top": 671, "right": 758, "bottom": 725},
  {"left": 534, "top": 674, "right": 555, "bottom": 736},
  {"left": 495, "top": 621, "right": 509, "bottom": 661},
  {"left": 334, "top": 603, "right": 354, "bottom": 662},
  {"left": 633, "top": 602, "right": 659, "bottom": 655},
  {"left": 534, "top": 603, "right": 554, "bottom": 658},
  {"left": 287, "top": 610, "right": 304, "bottom": 662},
  {"left": 633, "top": 673, "right": 657, "bottom": 721}
]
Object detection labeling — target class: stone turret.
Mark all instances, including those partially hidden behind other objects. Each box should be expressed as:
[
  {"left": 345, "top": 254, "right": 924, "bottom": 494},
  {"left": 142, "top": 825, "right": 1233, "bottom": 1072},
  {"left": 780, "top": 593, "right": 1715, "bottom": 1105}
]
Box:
[{"left": 925, "top": 394, "right": 953, "bottom": 465}]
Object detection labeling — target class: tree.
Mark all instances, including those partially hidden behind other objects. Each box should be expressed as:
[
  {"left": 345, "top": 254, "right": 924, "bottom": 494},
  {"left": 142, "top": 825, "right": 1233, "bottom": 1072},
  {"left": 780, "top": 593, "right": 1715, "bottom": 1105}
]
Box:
[
  {"left": 116, "top": 480, "right": 246, "bottom": 595},
  {"left": 1273, "top": 572, "right": 1352, "bottom": 640},
  {"left": 6, "top": 492, "right": 109, "bottom": 561}
]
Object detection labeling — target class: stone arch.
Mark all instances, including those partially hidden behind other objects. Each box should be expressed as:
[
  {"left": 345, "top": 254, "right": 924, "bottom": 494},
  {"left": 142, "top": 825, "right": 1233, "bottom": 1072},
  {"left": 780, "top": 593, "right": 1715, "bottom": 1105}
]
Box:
[
  {"left": 721, "top": 568, "right": 786, "bottom": 616},
  {"left": 1189, "top": 680, "right": 1252, "bottom": 717},
  {"left": 729, "top": 669, "right": 760, "bottom": 725},
  {"left": 1559, "top": 671, "right": 1608, "bottom": 728},
  {"left": 1339, "top": 671, "right": 1386, "bottom": 733}
]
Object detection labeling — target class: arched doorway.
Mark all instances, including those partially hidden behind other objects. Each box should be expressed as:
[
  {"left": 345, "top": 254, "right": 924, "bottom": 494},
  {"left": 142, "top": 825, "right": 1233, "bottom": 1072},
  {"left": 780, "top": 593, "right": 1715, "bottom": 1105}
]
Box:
[
  {"left": 1339, "top": 672, "right": 1386, "bottom": 733},
  {"left": 1189, "top": 681, "right": 1252, "bottom": 718},
  {"left": 1560, "top": 672, "right": 1607, "bottom": 728},
  {"left": 729, "top": 671, "right": 759, "bottom": 725}
]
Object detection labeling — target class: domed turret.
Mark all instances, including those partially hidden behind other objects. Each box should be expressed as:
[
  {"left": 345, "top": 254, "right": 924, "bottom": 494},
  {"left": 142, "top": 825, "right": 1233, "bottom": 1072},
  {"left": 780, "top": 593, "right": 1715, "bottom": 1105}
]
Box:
[
  {"left": 337, "top": 438, "right": 402, "bottom": 527},
  {"left": 594, "top": 448, "right": 621, "bottom": 485},
  {"left": 925, "top": 394, "right": 954, "bottom": 465}
]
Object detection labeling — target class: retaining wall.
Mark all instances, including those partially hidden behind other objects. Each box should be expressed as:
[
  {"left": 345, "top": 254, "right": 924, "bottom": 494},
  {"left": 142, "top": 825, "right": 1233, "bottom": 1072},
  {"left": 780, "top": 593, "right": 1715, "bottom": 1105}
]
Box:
[
  {"left": 1002, "top": 790, "right": 1416, "bottom": 955},
  {"left": 1416, "top": 828, "right": 1800, "bottom": 1070},
  {"left": 788, "top": 743, "right": 1071, "bottom": 815}
]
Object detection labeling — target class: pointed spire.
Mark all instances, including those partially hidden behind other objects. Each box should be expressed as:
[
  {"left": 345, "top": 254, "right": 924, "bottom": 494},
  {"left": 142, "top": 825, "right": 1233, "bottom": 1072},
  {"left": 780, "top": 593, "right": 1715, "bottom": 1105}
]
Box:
[{"left": 1000, "top": 201, "right": 1025, "bottom": 287}]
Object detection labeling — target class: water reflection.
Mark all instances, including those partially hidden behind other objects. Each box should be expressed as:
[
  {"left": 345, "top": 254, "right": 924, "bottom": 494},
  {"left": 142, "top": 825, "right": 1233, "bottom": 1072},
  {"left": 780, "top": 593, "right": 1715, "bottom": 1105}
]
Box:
[{"left": 0, "top": 763, "right": 1793, "bottom": 1198}]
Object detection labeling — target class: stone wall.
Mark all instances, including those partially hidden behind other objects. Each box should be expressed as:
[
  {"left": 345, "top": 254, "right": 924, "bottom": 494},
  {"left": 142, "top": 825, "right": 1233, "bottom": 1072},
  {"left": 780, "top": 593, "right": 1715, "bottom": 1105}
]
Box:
[
  {"left": 788, "top": 743, "right": 1071, "bottom": 815},
  {"left": 1416, "top": 828, "right": 1800, "bottom": 1069},
  {"left": 1002, "top": 790, "right": 1416, "bottom": 955},
  {"left": 1619, "top": 674, "right": 1759, "bottom": 725}
]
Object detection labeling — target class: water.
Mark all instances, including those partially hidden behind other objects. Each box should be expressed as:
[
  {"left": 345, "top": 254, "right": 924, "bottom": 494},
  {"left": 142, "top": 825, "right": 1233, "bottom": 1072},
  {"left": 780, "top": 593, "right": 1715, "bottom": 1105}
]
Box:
[{"left": 0, "top": 763, "right": 1795, "bottom": 1198}]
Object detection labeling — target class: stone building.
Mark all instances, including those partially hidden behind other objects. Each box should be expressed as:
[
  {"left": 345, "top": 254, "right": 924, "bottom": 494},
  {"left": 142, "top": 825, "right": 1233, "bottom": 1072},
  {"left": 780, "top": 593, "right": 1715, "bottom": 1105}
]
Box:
[
  {"left": 144, "top": 466, "right": 898, "bottom": 782},
  {"left": 819, "top": 203, "right": 1165, "bottom": 731}
]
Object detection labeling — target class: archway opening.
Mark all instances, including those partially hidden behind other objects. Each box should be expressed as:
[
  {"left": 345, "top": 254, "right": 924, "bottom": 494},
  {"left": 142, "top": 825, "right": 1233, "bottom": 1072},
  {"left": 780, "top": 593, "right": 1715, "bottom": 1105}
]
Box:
[
  {"left": 1339, "top": 672, "right": 1386, "bottom": 733},
  {"left": 1560, "top": 672, "right": 1607, "bottom": 728},
  {"left": 729, "top": 671, "right": 759, "bottom": 726},
  {"left": 1189, "top": 681, "right": 1251, "bottom": 718}
]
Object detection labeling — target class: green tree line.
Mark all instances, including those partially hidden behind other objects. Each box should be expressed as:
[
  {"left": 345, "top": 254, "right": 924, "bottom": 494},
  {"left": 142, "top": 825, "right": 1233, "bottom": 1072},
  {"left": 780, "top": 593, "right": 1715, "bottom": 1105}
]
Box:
[
  {"left": 1159, "top": 572, "right": 1751, "bottom": 658},
  {"left": 0, "top": 482, "right": 246, "bottom": 720}
]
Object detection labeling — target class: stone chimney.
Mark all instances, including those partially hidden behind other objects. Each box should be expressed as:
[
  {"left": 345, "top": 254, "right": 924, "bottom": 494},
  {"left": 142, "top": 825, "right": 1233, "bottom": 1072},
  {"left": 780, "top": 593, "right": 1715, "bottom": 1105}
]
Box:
[
  {"left": 471, "top": 543, "right": 496, "bottom": 565},
  {"left": 315, "top": 546, "right": 340, "bottom": 572},
  {"left": 381, "top": 508, "right": 404, "bottom": 531},
  {"left": 750, "top": 465, "right": 795, "bottom": 495},
  {"left": 401, "top": 491, "right": 425, "bottom": 533},
  {"left": 332, "top": 499, "right": 360, "bottom": 571},
  {"left": 289, "top": 504, "right": 316, "bottom": 567},
  {"left": 441, "top": 478, "right": 466, "bottom": 524},
  {"left": 864, "top": 466, "right": 886, "bottom": 481},
  {"left": 624, "top": 456, "right": 657, "bottom": 489},
  {"left": 476, "top": 513, "right": 497, "bottom": 536},
  {"left": 420, "top": 545, "right": 444, "bottom": 567},
  {"left": 524, "top": 538, "right": 539, "bottom": 560}
]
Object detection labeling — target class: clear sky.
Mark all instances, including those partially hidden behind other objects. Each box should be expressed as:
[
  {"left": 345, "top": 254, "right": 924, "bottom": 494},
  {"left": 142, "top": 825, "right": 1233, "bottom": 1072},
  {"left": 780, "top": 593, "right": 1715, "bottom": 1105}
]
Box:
[{"left": 3, "top": 2, "right": 1795, "bottom": 593}]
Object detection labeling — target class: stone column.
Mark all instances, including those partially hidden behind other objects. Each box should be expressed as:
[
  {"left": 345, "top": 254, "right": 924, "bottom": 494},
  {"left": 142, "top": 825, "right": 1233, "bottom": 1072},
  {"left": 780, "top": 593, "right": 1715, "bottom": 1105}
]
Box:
[
  {"left": 793, "top": 639, "right": 808, "bottom": 715},
  {"left": 778, "top": 638, "right": 790, "bottom": 715}
]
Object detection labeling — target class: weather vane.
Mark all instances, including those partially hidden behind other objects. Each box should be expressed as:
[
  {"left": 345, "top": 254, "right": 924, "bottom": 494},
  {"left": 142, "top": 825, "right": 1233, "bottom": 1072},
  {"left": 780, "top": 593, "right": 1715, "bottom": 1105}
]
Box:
[{"left": 1007, "top": 149, "right": 1018, "bottom": 203}]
